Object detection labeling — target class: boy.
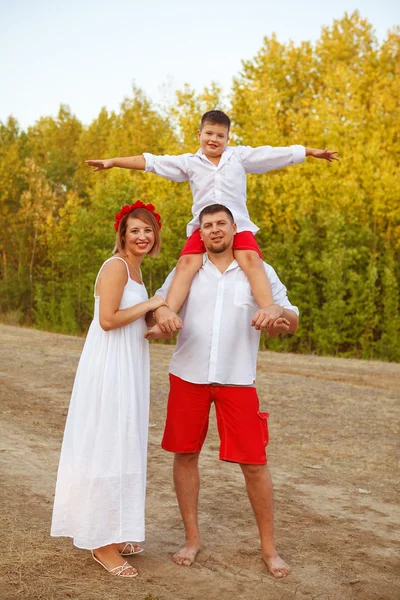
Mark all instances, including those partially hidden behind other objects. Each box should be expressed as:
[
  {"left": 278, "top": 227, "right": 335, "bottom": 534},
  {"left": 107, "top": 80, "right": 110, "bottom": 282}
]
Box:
[{"left": 87, "top": 110, "right": 338, "bottom": 331}]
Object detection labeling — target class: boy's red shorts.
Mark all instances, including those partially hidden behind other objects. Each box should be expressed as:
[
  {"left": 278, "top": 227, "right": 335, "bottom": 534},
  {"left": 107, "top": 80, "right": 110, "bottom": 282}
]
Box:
[
  {"left": 180, "top": 229, "right": 263, "bottom": 259},
  {"left": 161, "top": 374, "right": 269, "bottom": 465}
]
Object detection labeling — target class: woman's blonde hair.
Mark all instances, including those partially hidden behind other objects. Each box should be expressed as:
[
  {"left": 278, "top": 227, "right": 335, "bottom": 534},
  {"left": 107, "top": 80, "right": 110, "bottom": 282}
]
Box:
[{"left": 113, "top": 208, "right": 161, "bottom": 257}]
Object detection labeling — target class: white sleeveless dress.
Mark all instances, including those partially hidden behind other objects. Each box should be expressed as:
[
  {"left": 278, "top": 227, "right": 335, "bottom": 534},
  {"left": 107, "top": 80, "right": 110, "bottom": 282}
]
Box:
[{"left": 51, "top": 257, "right": 150, "bottom": 549}]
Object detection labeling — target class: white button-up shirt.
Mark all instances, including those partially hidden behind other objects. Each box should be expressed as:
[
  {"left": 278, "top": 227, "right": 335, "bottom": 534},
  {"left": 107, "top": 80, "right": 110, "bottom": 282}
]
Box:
[
  {"left": 157, "top": 257, "right": 299, "bottom": 386},
  {"left": 144, "top": 145, "right": 305, "bottom": 236}
]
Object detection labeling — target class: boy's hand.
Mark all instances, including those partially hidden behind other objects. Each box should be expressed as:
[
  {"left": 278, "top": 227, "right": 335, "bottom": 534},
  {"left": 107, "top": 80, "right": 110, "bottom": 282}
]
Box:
[
  {"left": 252, "top": 304, "right": 283, "bottom": 331},
  {"left": 306, "top": 148, "right": 339, "bottom": 162},
  {"left": 154, "top": 306, "right": 183, "bottom": 333},
  {"left": 86, "top": 159, "right": 114, "bottom": 171}
]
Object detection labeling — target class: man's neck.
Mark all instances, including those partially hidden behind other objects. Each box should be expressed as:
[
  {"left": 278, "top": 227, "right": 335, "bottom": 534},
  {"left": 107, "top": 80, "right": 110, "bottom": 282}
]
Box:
[{"left": 207, "top": 249, "right": 235, "bottom": 273}]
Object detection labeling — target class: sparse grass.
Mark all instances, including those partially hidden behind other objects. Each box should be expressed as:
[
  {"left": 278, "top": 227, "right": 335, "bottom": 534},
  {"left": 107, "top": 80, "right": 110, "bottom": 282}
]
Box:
[{"left": 1, "top": 324, "right": 399, "bottom": 600}]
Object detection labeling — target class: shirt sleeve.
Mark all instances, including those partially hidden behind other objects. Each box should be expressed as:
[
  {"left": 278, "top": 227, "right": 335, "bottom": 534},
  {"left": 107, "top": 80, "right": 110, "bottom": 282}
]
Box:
[
  {"left": 143, "top": 153, "right": 189, "bottom": 182},
  {"left": 155, "top": 268, "right": 177, "bottom": 299},
  {"left": 237, "top": 144, "right": 305, "bottom": 174},
  {"left": 264, "top": 263, "right": 299, "bottom": 316}
]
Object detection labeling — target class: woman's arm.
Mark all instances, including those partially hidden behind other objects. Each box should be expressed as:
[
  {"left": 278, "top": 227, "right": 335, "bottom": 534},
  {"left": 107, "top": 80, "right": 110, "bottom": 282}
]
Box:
[{"left": 98, "top": 260, "right": 166, "bottom": 331}]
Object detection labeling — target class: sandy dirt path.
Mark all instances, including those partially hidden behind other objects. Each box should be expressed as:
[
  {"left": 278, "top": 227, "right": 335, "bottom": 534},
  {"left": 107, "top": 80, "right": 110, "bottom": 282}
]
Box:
[{"left": 0, "top": 324, "right": 399, "bottom": 600}]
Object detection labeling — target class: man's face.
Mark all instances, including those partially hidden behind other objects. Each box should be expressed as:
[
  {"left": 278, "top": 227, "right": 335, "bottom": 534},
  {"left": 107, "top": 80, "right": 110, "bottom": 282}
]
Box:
[
  {"left": 197, "top": 122, "right": 229, "bottom": 158},
  {"left": 200, "top": 211, "right": 236, "bottom": 254}
]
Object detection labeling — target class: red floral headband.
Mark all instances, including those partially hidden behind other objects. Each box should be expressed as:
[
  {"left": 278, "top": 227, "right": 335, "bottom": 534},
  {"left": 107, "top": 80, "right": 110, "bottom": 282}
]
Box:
[{"left": 114, "top": 200, "right": 162, "bottom": 232}]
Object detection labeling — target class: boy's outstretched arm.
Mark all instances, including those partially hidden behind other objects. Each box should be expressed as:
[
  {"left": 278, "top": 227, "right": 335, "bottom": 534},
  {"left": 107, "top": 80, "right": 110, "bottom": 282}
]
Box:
[
  {"left": 86, "top": 156, "right": 146, "bottom": 171},
  {"left": 305, "top": 148, "right": 339, "bottom": 162}
]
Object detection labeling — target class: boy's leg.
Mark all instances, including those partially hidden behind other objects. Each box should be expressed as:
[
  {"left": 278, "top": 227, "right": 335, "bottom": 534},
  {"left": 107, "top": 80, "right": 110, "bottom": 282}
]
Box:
[
  {"left": 155, "top": 253, "right": 203, "bottom": 332},
  {"left": 172, "top": 452, "right": 202, "bottom": 566},
  {"left": 234, "top": 249, "right": 282, "bottom": 330},
  {"left": 155, "top": 229, "right": 205, "bottom": 332},
  {"left": 240, "top": 463, "right": 290, "bottom": 578},
  {"left": 167, "top": 253, "right": 204, "bottom": 312}
]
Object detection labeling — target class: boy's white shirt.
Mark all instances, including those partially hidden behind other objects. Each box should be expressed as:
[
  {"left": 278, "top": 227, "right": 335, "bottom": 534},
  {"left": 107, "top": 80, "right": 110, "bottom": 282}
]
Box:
[{"left": 144, "top": 144, "right": 305, "bottom": 237}]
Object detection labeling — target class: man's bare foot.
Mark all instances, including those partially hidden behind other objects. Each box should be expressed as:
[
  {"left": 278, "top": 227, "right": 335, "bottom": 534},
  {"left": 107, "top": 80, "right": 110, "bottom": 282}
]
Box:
[
  {"left": 172, "top": 544, "right": 200, "bottom": 567},
  {"left": 263, "top": 554, "right": 290, "bottom": 578}
]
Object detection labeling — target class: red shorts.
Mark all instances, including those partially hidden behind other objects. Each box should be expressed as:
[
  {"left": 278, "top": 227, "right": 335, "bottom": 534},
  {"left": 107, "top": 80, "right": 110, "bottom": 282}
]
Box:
[
  {"left": 180, "top": 229, "right": 263, "bottom": 259},
  {"left": 161, "top": 374, "right": 269, "bottom": 464}
]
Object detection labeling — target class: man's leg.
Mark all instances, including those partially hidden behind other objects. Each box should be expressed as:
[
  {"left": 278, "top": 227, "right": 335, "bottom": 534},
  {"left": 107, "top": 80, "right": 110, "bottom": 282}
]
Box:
[
  {"left": 172, "top": 452, "right": 201, "bottom": 566},
  {"left": 240, "top": 463, "right": 290, "bottom": 578}
]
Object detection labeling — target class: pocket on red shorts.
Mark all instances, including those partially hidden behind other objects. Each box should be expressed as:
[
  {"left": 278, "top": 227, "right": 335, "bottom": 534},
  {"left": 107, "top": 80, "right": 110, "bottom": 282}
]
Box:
[{"left": 257, "top": 411, "right": 269, "bottom": 446}]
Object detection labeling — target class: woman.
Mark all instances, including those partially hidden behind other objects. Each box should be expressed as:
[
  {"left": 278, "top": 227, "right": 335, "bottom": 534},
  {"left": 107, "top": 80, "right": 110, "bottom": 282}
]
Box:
[{"left": 51, "top": 201, "right": 167, "bottom": 577}]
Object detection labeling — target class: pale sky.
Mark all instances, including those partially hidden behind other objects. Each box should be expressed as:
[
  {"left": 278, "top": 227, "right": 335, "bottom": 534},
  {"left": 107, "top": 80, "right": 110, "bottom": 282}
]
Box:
[{"left": 1, "top": 0, "right": 398, "bottom": 129}]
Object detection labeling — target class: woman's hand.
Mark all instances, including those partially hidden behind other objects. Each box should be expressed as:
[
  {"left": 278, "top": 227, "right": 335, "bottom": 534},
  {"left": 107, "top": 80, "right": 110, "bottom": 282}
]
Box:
[{"left": 147, "top": 295, "right": 167, "bottom": 312}]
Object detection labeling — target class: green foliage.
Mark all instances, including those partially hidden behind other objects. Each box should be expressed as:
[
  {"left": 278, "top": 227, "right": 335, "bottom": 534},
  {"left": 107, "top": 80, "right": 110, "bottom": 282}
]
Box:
[{"left": 0, "top": 12, "right": 399, "bottom": 360}]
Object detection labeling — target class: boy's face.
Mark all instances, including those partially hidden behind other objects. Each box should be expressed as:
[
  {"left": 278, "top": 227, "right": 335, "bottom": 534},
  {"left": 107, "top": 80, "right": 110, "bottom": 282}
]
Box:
[{"left": 198, "top": 122, "right": 229, "bottom": 158}]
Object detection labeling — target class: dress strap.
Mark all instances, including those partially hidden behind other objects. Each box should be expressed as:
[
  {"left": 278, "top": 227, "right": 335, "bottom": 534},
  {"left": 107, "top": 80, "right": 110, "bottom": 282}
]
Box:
[{"left": 94, "top": 256, "right": 130, "bottom": 297}]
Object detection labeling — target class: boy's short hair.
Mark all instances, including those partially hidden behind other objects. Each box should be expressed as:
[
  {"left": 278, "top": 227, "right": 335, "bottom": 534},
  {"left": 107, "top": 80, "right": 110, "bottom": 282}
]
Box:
[
  {"left": 199, "top": 204, "right": 234, "bottom": 225},
  {"left": 200, "top": 110, "right": 230, "bottom": 131}
]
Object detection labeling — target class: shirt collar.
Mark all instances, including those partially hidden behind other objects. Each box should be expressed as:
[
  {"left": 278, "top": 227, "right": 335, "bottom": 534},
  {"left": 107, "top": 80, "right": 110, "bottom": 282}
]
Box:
[
  {"left": 203, "top": 253, "right": 238, "bottom": 274},
  {"left": 193, "top": 147, "right": 234, "bottom": 167}
]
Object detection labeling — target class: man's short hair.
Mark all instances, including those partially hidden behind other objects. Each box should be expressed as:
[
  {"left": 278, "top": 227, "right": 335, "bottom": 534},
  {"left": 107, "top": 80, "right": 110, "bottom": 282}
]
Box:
[
  {"left": 200, "top": 110, "right": 230, "bottom": 131},
  {"left": 199, "top": 204, "right": 234, "bottom": 225}
]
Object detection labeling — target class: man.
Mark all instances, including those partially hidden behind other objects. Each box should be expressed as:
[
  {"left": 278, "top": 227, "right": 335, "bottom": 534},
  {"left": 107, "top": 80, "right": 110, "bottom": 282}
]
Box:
[{"left": 147, "top": 204, "right": 299, "bottom": 578}]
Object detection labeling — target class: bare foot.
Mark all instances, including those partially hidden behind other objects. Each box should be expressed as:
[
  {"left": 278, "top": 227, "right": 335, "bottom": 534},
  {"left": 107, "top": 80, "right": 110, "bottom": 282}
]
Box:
[
  {"left": 263, "top": 554, "right": 290, "bottom": 578},
  {"left": 267, "top": 317, "right": 290, "bottom": 338},
  {"left": 172, "top": 544, "right": 200, "bottom": 567},
  {"left": 144, "top": 324, "right": 173, "bottom": 340},
  {"left": 93, "top": 544, "right": 137, "bottom": 576}
]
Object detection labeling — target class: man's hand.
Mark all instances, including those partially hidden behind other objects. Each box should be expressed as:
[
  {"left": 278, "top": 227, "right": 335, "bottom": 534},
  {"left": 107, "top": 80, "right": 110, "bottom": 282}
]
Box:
[
  {"left": 144, "top": 323, "right": 173, "bottom": 340},
  {"left": 306, "top": 148, "right": 339, "bottom": 162},
  {"left": 86, "top": 159, "right": 114, "bottom": 171},
  {"left": 154, "top": 305, "right": 183, "bottom": 333},
  {"left": 266, "top": 317, "right": 290, "bottom": 338},
  {"left": 251, "top": 304, "right": 283, "bottom": 331}
]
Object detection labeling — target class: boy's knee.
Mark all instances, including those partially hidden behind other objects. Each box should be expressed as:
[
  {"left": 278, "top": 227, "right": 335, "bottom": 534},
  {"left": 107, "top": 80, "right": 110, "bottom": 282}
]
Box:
[
  {"left": 235, "top": 249, "right": 262, "bottom": 268},
  {"left": 176, "top": 254, "right": 203, "bottom": 272}
]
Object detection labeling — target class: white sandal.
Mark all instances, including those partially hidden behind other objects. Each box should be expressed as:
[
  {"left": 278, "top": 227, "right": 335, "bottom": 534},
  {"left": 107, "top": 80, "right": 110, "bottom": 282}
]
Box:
[
  {"left": 91, "top": 550, "right": 138, "bottom": 578},
  {"left": 120, "top": 543, "right": 144, "bottom": 556}
]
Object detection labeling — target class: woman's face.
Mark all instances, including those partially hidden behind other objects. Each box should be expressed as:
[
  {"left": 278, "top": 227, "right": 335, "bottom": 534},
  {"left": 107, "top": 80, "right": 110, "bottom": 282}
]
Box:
[{"left": 124, "top": 216, "right": 155, "bottom": 256}]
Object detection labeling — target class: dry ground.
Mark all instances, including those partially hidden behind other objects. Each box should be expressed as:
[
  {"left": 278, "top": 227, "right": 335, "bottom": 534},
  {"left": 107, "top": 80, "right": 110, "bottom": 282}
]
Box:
[{"left": 0, "top": 324, "right": 399, "bottom": 600}]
